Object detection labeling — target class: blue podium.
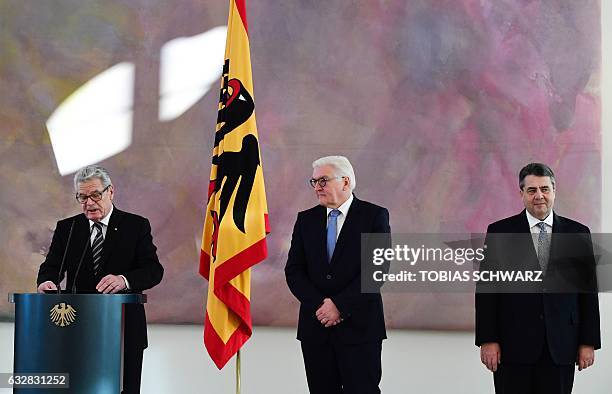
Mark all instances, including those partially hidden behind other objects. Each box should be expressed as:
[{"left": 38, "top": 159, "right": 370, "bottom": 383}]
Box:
[{"left": 9, "top": 293, "right": 146, "bottom": 394}]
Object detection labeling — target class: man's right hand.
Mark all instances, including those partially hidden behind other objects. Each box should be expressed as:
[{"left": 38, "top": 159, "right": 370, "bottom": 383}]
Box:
[
  {"left": 37, "top": 281, "right": 57, "bottom": 293},
  {"left": 315, "top": 298, "right": 342, "bottom": 328},
  {"left": 480, "top": 342, "right": 501, "bottom": 372}
]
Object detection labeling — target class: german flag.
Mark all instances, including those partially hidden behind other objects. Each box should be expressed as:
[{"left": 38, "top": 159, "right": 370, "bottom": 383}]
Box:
[{"left": 199, "top": 0, "right": 269, "bottom": 370}]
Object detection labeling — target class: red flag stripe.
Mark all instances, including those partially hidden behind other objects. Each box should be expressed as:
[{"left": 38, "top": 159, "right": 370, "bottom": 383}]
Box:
[
  {"left": 204, "top": 311, "right": 251, "bottom": 369},
  {"left": 198, "top": 236, "right": 266, "bottom": 286},
  {"left": 203, "top": 277, "right": 252, "bottom": 369},
  {"left": 213, "top": 237, "right": 267, "bottom": 292},
  {"left": 199, "top": 213, "right": 270, "bottom": 282},
  {"left": 235, "top": 0, "right": 249, "bottom": 34},
  {"left": 199, "top": 250, "right": 211, "bottom": 280}
]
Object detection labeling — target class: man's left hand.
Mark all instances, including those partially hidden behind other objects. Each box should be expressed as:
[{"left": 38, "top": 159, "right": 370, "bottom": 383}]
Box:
[
  {"left": 96, "top": 275, "right": 127, "bottom": 294},
  {"left": 576, "top": 345, "right": 595, "bottom": 371},
  {"left": 316, "top": 298, "right": 342, "bottom": 328}
]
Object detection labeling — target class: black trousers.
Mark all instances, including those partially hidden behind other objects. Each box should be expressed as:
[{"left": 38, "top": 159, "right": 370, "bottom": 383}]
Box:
[
  {"left": 493, "top": 344, "right": 575, "bottom": 394},
  {"left": 300, "top": 340, "right": 382, "bottom": 394},
  {"left": 121, "top": 345, "right": 144, "bottom": 394}
]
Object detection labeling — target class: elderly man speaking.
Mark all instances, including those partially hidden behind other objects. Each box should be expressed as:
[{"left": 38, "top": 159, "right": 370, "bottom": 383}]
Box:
[{"left": 37, "top": 165, "right": 164, "bottom": 394}]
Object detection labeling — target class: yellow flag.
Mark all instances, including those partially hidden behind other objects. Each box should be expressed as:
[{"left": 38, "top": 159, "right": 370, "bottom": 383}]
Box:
[{"left": 199, "top": 0, "right": 269, "bottom": 369}]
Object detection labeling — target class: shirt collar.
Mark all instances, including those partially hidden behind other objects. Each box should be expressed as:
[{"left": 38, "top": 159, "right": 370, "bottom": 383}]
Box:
[
  {"left": 327, "top": 194, "right": 353, "bottom": 217},
  {"left": 526, "top": 208, "right": 553, "bottom": 229},
  {"left": 89, "top": 205, "right": 114, "bottom": 228}
]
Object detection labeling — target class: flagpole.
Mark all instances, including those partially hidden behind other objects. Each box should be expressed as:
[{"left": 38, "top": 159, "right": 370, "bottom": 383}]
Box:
[{"left": 236, "top": 349, "right": 241, "bottom": 394}]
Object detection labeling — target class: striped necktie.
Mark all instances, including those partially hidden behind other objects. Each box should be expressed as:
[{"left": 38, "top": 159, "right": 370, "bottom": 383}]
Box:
[{"left": 92, "top": 222, "right": 104, "bottom": 277}]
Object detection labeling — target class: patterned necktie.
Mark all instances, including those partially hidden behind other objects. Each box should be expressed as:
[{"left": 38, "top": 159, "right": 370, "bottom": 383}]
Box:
[
  {"left": 327, "top": 209, "right": 341, "bottom": 263},
  {"left": 91, "top": 222, "right": 104, "bottom": 277},
  {"left": 536, "top": 222, "right": 550, "bottom": 273}
]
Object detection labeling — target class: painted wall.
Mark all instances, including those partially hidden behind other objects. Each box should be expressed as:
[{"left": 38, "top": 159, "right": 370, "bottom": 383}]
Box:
[
  {"left": 0, "top": 0, "right": 603, "bottom": 330},
  {"left": 0, "top": 1, "right": 610, "bottom": 392}
]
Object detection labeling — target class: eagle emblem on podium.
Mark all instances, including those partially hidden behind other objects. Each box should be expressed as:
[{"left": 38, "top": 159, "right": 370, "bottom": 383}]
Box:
[{"left": 50, "top": 303, "right": 77, "bottom": 327}]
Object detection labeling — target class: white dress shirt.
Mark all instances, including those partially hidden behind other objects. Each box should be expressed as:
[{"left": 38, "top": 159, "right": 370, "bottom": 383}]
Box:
[
  {"left": 89, "top": 205, "right": 113, "bottom": 243},
  {"left": 526, "top": 209, "right": 553, "bottom": 256},
  {"left": 326, "top": 194, "right": 354, "bottom": 240}
]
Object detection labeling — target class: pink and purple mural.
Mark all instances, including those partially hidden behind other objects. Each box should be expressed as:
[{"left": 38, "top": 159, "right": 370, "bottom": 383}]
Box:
[{"left": 0, "top": 0, "right": 601, "bottom": 329}]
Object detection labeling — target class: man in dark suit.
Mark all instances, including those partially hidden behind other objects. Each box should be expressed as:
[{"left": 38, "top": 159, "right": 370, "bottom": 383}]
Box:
[
  {"left": 285, "top": 155, "right": 390, "bottom": 394},
  {"left": 475, "top": 163, "right": 600, "bottom": 394},
  {"left": 37, "top": 165, "right": 164, "bottom": 394}
]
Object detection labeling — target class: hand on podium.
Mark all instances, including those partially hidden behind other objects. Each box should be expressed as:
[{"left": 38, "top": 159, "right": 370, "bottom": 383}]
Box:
[
  {"left": 37, "top": 281, "right": 58, "bottom": 293},
  {"left": 96, "top": 274, "right": 127, "bottom": 294}
]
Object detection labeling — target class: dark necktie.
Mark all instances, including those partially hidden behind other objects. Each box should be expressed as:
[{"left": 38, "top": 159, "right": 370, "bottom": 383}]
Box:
[
  {"left": 92, "top": 222, "right": 104, "bottom": 277},
  {"left": 327, "top": 209, "right": 341, "bottom": 263},
  {"left": 536, "top": 222, "right": 550, "bottom": 273}
]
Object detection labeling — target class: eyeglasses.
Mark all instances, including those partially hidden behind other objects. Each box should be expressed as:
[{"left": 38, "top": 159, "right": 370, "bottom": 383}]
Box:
[
  {"left": 309, "top": 176, "right": 344, "bottom": 188},
  {"left": 76, "top": 185, "right": 111, "bottom": 203}
]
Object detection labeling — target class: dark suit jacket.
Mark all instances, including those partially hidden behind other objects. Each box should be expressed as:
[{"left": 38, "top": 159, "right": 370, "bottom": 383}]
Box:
[
  {"left": 475, "top": 210, "right": 600, "bottom": 365},
  {"left": 37, "top": 207, "right": 164, "bottom": 349},
  {"left": 285, "top": 196, "right": 390, "bottom": 344}
]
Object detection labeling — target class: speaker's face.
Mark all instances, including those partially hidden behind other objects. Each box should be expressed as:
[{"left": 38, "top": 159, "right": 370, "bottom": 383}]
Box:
[{"left": 76, "top": 179, "right": 114, "bottom": 222}]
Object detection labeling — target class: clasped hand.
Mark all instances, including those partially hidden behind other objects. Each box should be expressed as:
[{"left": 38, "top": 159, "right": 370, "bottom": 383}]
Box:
[{"left": 315, "top": 298, "right": 343, "bottom": 328}]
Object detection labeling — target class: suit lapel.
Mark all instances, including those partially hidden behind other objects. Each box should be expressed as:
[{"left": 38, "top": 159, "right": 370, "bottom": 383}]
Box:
[
  {"left": 99, "top": 207, "right": 123, "bottom": 271},
  {"left": 64, "top": 214, "right": 95, "bottom": 290},
  {"left": 517, "top": 210, "right": 531, "bottom": 234},
  {"left": 551, "top": 212, "right": 566, "bottom": 234},
  {"left": 305, "top": 205, "right": 328, "bottom": 264},
  {"left": 315, "top": 206, "right": 328, "bottom": 263},
  {"left": 549, "top": 212, "right": 566, "bottom": 263},
  {"left": 516, "top": 210, "right": 540, "bottom": 268},
  {"left": 72, "top": 214, "right": 92, "bottom": 266},
  {"left": 74, "top": 213, "right": 91, "bottom": 245}
]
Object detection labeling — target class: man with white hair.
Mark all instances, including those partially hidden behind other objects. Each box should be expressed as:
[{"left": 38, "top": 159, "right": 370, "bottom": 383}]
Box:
[
  {"left": 285, "top": 155, "right": 390, "bottom": 394},
  {"left": 37, "top": 164, "right": 164, "bottom": 394}
]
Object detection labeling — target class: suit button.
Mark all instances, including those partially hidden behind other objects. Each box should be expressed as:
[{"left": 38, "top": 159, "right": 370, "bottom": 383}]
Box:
[{"left": 326, "top": 274, "right": 332, "bottom": 280}]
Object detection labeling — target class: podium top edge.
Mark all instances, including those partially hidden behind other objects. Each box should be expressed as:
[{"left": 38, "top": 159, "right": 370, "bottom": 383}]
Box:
[{"left": 8, "top": 293, "right": 147, "bottom": 304}]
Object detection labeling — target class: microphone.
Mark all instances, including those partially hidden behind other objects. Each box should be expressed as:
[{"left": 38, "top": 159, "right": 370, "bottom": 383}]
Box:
[
  {"left": 71, "top": 224, "right": 95, "bottom": 294},
  {"left": 55, "top": 220, "right": 75, "bottom": 294}
]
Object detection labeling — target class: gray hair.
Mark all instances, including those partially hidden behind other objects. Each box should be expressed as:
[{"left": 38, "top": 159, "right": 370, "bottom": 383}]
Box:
[
  {"left": 74, "top": 165, "right": 113, "bottom": 191},
  {"left": 312, "top": 155, "right": 356, "bottom": 191},
  {"left": 518, "top": 163, "right": 556, "bottom": 190}
]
